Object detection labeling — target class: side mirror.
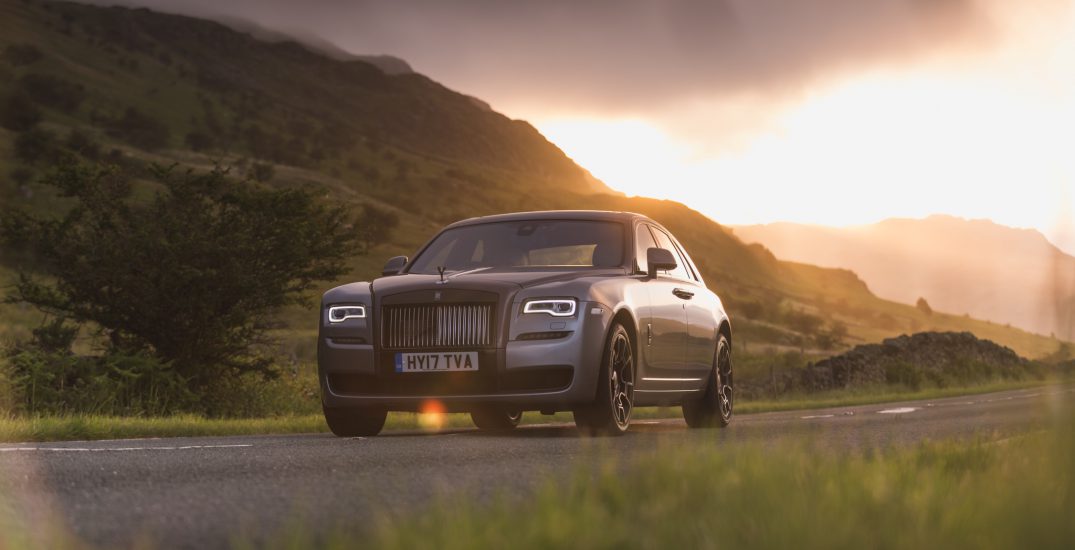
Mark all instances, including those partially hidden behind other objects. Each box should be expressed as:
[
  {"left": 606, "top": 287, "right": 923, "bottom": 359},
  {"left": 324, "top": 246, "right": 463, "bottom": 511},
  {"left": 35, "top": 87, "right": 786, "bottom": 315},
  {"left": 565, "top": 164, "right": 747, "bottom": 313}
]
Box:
[
  {"left": 382, "top": 255, "right": 408, "bottom": 276},
  {"left": 646, "top": 247, "right": 677, "bottom": 279}
]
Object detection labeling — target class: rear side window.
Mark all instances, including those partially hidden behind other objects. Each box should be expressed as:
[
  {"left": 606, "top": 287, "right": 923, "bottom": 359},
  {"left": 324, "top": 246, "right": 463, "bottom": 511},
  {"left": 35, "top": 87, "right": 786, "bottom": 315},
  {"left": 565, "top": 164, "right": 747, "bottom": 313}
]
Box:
[
  {"left": 634, "top": 224, "right": 658, "bottom": 274},
  {"left": 650, "top": 226, "right": 693, "bottom": 281}
]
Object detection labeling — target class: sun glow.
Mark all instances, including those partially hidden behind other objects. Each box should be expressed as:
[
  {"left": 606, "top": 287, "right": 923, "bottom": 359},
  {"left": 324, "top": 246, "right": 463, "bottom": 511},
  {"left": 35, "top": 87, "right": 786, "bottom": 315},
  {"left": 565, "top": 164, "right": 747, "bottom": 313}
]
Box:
[{"left": 535, "top": 3, "right": 1075, "bottom": 252}]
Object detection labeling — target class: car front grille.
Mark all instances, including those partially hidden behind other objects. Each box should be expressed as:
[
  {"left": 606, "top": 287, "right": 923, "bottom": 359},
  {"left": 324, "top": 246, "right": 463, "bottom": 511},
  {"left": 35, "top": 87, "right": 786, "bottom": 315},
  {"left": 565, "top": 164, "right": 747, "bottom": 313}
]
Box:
[{"left": 381, "top": 304, "right": 495, "bottom": 349}]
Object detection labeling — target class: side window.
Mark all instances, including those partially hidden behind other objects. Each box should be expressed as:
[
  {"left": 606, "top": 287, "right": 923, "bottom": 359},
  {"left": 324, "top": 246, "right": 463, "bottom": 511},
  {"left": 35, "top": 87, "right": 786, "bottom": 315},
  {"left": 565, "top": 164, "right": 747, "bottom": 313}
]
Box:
[
  {"left": 634, "top": 224, "right": 657, "bottom": 273},
  {"left": 651, "top": 227, "right": 692, "bottom": 281}
]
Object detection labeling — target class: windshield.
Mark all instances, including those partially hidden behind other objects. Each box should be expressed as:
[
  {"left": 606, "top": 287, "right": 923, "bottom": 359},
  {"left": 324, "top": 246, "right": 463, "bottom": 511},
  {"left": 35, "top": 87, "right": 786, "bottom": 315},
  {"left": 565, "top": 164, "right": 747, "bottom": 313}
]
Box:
[{"left": 408, "top": 220, "right": 625, "bottom": 274}]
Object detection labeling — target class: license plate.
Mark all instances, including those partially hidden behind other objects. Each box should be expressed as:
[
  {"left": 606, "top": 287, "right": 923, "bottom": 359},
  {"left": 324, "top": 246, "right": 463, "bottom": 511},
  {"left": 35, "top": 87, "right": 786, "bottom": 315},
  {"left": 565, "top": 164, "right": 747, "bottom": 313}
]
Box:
[{"left": 395, "top": 352, "right": 479, "bottom": 373}]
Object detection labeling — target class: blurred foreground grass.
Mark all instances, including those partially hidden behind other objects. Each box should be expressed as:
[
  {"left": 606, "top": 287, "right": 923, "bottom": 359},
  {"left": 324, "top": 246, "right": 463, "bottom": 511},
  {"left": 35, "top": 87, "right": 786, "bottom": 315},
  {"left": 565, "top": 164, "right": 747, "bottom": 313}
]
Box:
[
  {"left": 0, "top": 379, "right": 1061, "bottom": 442},
  {"left": 354, "top": 411, "right": 1075, "bottom": 549}
]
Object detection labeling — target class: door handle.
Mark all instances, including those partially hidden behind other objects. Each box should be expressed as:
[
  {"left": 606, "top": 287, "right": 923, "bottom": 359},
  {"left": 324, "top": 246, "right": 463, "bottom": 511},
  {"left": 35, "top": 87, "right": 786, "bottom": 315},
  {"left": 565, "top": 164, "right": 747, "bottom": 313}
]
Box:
[{"left": 673, "top": 288, "right": 695, "bottom": 300}]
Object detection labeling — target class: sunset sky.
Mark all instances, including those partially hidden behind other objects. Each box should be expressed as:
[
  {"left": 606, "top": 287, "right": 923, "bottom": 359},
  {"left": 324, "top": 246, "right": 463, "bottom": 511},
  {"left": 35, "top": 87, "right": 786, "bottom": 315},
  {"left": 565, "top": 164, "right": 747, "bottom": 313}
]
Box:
[{"left": 101, "top": 0, "right": 1075, "bottom": 254}]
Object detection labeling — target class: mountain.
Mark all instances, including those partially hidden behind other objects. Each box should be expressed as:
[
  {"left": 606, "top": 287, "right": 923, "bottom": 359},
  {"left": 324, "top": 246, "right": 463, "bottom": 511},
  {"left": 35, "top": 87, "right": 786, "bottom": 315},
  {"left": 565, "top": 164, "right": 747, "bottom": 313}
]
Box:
[
  {"left": 0, "top": 0, "right": 1065, "bottom": 360},
  {"left": 209, "top": 15, "right": 414, "bottom": 75},
  {"left": 734, "top": 216, "right": 1075, "bottom": 340}
]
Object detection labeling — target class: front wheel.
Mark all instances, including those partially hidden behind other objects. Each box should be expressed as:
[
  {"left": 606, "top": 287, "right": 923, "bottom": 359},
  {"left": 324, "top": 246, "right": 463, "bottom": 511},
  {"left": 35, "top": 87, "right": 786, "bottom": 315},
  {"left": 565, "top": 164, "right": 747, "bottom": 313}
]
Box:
[
  {"left": 323, "top": 405, "right": 388, "bottom": 437},
  {"left": 471, "top": 408, "right": 523, "bottom": 432},
  {"left": 574, "top": 322, "right": 635, "bottom": 436},
  {"left": 683, "top": 334, "right": 733, "bottom": 428}
]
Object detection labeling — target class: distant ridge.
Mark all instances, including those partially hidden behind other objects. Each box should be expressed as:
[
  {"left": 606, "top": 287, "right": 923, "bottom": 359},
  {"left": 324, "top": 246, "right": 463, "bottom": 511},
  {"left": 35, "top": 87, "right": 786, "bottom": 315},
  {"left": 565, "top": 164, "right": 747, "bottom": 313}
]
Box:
[
  {"left": 210, "top": 15, "right": 414, "bottom": 75},
  {"left": 735, "top": 215, "right": 1075, "bottom": 340}
]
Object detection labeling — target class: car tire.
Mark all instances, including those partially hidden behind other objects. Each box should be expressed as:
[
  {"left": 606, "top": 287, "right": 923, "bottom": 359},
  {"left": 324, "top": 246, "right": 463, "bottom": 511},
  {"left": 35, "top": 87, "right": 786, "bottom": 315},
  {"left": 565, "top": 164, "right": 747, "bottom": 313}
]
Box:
[
  {"left": 574, "top": 321, "right": 635, "bottom": 437},
  {"left": 323, "top": 405, "right": 388, "bottom": 437},
  {"left": 683, "top": 334, "right": 733, "bottom": 429},
  {"left": 470, "top": 409, "right": 523, "bottom": 432}
]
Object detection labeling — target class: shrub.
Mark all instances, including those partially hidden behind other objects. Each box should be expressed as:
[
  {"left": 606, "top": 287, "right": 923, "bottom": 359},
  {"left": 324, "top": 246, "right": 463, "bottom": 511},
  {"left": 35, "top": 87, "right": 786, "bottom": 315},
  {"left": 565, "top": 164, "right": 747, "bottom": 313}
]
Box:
[
  {"left": 1, "top": 93, "right": 42, "bottom": 131},
  {"left": 357, "top": 203, "right": 400, "bottom": 254},
  {"left": 2, "top": 43, "right": 43, "bottom": 66},
  {"left": 13, "top": 127, "right": 59, "bottom": 165},
  {"left": 184, "top": 130, "right": 214, "bottom": 152},
  {"left": 4, "top": 320, "right": 195, "bottom": 416},
  {"left": 18, "top": 73, "right": 86, "bottom": 113},
  {"left": 103, "top": 107, "right": 170, "bottom": 150},
  {"left": 64, "top": 128, "right": 101, "bottom": 159},
  {"left": 250, "top": 162, "right": 275, "bottom": 182}
]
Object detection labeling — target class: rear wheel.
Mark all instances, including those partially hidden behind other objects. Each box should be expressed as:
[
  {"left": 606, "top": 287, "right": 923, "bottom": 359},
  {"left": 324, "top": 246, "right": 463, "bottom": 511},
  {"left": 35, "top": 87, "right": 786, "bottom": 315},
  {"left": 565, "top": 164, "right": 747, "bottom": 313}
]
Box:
[
  {"left": 683, "top": 334, "right": 733, "bottom": 428},
  {"left": 470, "top": 408, "right": 523, "bottom": 432},
  {"left": 574, "top": 322, "right": 635, "bottom": 436},
  {"left": 323, "top": 405, "right": 388, "bottom": 437}
]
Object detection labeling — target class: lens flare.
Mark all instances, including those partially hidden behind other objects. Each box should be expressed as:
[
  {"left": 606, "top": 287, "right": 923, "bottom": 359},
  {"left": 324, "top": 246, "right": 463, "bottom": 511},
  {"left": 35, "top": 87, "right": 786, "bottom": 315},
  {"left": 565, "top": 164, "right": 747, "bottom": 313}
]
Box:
[{"left": 418, "top": 400, "right": 447, "bottom": 431}]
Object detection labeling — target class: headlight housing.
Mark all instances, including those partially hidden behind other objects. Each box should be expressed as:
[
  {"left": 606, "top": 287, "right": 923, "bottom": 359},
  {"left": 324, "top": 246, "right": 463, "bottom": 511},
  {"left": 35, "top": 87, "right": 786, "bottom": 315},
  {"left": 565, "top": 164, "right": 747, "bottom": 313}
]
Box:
[
  {"left": 327, "top": 305, "right": 366, "bottom": 323},
  {"left": 522, "top": 299, "right": 577, "bottom": 317}
]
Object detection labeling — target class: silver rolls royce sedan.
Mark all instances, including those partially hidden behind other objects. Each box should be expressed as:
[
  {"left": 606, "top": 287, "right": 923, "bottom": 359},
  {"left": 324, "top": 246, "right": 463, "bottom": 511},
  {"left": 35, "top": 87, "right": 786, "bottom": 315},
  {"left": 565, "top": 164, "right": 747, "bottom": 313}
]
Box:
[{"left": 318, "top": 210, "right": 732, "bottom": 436}]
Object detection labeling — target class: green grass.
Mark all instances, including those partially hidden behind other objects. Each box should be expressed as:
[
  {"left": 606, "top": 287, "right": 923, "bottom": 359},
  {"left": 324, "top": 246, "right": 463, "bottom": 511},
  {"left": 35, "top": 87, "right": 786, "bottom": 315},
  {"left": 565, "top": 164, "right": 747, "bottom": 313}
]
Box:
[
  {"left": 1, "top": 379, "right": 1061, "bottom": 443},
  {"left": 351, "top": 418, "right": 1075, "bottom": 550}
]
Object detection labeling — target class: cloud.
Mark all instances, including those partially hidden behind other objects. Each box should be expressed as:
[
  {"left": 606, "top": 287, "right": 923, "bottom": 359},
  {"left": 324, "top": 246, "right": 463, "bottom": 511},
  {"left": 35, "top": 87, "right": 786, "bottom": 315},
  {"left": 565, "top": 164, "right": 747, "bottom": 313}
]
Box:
[{"left": 88, "top": 0, "right": 1000, "bottom": 116}]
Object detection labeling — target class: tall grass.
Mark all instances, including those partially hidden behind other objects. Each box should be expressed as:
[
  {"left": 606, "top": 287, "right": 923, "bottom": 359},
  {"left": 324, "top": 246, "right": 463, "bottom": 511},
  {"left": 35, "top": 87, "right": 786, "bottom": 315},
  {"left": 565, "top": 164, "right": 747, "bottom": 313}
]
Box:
[{"left": 358, "top": 413, "right": 1075, "bottom": 549}]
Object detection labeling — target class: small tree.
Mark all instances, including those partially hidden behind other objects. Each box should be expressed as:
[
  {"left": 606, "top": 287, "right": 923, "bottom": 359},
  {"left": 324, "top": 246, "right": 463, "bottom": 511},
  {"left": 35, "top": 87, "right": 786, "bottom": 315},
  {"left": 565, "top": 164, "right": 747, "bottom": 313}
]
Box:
[
  {"left": 13, "top": 127, "right": 58, "bottom": 165},
  {"left": 356, "top": 203, "right": 400, "bottom": 254},
  {"left": 1, "top": 93, "right": 42, "bottom": 132},
  {"left": 2, "top": 43, "right": 43, "bottom": 66},
  {"left": 2, "top": 162, "right": 360, "bottom": 388},
  {"left": 916, "top": 297, "right": 933, "bottom": 316},
  {"left": 250, "top": 162, "right": 275, "bottom": 183}
]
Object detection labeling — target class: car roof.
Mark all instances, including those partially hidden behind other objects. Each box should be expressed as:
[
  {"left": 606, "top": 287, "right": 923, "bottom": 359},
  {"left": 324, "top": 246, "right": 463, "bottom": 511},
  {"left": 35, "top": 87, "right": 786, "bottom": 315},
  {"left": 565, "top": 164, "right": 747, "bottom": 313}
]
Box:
[{"left": 445, "top": 210, "right": 653, "bottom": 229}]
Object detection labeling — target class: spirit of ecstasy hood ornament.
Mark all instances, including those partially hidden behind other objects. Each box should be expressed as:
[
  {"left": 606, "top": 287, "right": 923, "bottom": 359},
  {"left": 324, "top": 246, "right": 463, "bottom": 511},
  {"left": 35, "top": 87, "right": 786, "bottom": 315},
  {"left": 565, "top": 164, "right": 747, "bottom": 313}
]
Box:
[{"left": 437, "top": 266, "right": 447, "bottom": 284}]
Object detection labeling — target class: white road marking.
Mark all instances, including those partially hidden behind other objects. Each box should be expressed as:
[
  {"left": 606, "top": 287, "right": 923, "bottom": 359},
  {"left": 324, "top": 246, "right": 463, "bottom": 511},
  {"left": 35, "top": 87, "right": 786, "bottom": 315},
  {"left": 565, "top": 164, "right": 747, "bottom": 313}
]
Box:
[
  {"left": 0, "top": 444, "right": 252, "bottom": 453},
  {"left": 878, "top": 407, "right": 918, "bottom": 414},
  {"left": 800, "top": 414, "right": 834, "bottom": 419}
]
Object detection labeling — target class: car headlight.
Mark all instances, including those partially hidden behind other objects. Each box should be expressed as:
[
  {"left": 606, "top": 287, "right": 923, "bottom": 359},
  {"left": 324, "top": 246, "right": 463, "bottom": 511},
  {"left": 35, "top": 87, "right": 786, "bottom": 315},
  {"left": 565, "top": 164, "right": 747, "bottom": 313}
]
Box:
[
  {"left": 522, "top": 299, "right": 577, "bottom": 317},
  {"left": 327, "top": 305, "right": 366, "bottom": 323}
]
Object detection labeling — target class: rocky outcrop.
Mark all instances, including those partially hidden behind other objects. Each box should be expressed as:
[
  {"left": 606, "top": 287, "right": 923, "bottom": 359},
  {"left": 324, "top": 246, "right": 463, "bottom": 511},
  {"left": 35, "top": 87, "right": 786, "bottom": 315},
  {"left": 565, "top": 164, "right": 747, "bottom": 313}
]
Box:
[
  {"left": 799, "top": 332, "right": 1028, "bottom": 392},
  {"left": 739, "top": 332, "right": 1036, "bottom": 398}
]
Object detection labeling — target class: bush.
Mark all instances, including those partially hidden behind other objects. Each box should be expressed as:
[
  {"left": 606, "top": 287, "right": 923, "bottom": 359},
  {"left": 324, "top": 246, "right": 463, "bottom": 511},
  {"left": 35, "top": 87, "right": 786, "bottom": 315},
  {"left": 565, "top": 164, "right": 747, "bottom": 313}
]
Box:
[
  {"left": 64, "top": 128, "right": 101, "bottom": 159},
  {"left": 4, "top": 320, "right": 195, "bottom": 415},
  {"left": 250, "top": 161, "right": 275, "bottom": 182},
  {"left": 184, "top": 130, "right": 214, "bottom": 152},
  {"left": 2, "top": 43, "right": 43, "bottom": 66},
  {"left": 1, "top": 93, "right": 42, "bottom": 131},
  {"left": 103, "top": 107, "right": 170, "bottom": 150},
  {"left": 13, "top": 127, "right": 59, "bottom": 165},
  {"left": 357, "top": 203, "right": 400, "bottom": 254},
  {"left": 18, "top": 73, "right": 86, "bottom": 113}
]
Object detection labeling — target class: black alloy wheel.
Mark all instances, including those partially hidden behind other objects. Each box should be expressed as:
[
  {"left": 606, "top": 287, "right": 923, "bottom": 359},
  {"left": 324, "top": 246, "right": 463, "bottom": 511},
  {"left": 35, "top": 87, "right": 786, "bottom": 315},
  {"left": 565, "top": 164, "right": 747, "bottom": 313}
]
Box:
[
  {"left": 574, "top": 322, "right": 635, "bottom": 436},
  {"left": 683, "top": 334, "right": 733, "bottom": 428}
]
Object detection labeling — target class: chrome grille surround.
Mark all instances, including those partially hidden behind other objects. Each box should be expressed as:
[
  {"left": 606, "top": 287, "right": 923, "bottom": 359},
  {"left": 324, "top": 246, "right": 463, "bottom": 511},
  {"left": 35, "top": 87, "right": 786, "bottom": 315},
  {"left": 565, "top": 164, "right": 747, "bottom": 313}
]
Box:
[{"left": 380, "top": 304, "right": 495, "bottom": 349}]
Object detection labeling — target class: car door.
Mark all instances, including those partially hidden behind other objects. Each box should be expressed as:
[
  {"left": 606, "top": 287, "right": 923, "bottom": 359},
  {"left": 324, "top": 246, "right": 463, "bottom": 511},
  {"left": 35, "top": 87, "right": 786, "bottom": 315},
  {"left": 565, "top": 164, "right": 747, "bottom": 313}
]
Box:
[
  {"left": 668, "top": 235, "right": 720, "bottom": 377},
  {"left": 643, "top": 224, "right": 693, "bottom": 381}
]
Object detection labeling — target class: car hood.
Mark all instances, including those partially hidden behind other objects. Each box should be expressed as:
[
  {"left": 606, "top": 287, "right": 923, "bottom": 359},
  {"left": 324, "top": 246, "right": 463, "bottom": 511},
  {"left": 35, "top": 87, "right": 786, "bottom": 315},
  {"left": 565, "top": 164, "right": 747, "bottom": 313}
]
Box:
[{"left": 371, "top": 267, "right": 625, "bottom": 296}]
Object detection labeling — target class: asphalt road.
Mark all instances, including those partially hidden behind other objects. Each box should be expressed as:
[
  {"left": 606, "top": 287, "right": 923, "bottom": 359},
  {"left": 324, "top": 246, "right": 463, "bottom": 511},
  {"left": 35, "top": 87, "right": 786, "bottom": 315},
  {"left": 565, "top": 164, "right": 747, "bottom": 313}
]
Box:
[{"left": 2, "top": 385, "right": 1072, "bottom": 549}]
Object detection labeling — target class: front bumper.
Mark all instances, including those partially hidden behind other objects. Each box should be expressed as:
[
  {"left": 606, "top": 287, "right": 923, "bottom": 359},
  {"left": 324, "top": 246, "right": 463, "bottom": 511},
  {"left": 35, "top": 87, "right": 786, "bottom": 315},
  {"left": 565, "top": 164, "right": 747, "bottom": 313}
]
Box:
[{"left": 318, "top": 301, "right": 612, "bottom": 412}]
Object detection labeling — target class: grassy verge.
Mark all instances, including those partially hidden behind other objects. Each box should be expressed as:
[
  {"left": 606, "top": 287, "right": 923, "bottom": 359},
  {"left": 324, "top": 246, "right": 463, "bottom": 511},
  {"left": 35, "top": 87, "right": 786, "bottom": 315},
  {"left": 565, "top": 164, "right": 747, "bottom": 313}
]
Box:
[
  {"left": 0, "top": 378, "right": 1063, "bottom": 443},
  {"left": 351, "top": 415, "right": 1075, "bottom": 550}
]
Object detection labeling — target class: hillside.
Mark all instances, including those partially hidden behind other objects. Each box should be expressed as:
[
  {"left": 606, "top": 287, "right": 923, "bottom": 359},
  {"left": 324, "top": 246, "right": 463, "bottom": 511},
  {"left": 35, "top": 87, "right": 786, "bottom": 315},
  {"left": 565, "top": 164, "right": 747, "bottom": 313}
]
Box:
[
  {"left": 734, "top": 216, "right": 1075, "bottom": 341},
  {"left": 0, "top": 0, "right": 1066, "bottom": 361}
]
